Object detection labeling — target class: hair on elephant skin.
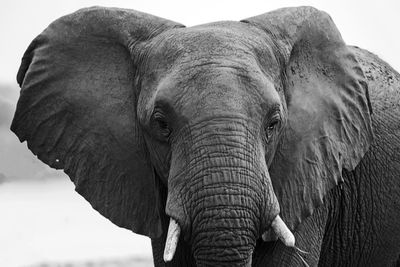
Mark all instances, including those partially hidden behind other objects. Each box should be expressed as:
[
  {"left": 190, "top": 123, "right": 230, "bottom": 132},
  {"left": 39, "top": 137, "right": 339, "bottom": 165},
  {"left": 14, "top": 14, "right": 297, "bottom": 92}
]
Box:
[{"left": 12, "top": 6, "right": 400, "bottom": 267}]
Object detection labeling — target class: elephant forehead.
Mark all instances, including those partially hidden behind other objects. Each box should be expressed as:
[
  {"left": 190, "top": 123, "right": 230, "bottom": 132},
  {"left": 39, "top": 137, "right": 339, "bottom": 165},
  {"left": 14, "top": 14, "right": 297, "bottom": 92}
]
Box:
[
  {"left": 149, "top": 21, "right": 276, "bottom": 64},
  {"left": 154, "top": 62, "right": 280, "bottom": 121},
  {"left": 139, "top": 22, "right": 282, "bottom": 121},
  {"left": 143, "top": 22, "right": 281, "bottom": 92},
  {"left": 174, "top": 26, "right": 255, "bottom": 54}
]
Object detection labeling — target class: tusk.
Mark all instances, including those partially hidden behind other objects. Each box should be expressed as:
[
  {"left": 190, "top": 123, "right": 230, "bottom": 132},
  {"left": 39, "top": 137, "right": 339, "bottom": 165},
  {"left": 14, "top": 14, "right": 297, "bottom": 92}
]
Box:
[
  {"left": 163, "top": 218, "right": 181, "bottom": 262},
  {"left": 263, "top": 215, "right": 295, "bottom": 247},
  {"left": 271, "top": 215, "right": 295, "bottom": 247}
]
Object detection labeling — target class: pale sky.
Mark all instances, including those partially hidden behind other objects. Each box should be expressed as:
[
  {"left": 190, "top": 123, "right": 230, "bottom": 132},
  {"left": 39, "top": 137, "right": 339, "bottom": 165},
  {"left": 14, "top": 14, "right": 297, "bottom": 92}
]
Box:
[{"left": 1, "top": 0, "right": 400, "bottom": 85}]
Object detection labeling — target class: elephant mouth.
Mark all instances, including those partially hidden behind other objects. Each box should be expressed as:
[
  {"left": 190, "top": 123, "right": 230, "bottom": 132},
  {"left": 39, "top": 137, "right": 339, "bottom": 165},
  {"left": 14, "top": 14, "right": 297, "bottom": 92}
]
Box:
[{"left": 163, "top": 215, "right": 295, "bottom": 263}]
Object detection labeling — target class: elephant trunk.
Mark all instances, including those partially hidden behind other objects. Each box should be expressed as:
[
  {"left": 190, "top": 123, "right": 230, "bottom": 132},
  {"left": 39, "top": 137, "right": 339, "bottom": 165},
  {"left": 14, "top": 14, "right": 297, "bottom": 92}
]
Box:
[
  {"left": 190, "top": 177, "right": 261, "bottom": 266},
  {"left": 166, "top": 118, "right": 280, "bottom": 266}
]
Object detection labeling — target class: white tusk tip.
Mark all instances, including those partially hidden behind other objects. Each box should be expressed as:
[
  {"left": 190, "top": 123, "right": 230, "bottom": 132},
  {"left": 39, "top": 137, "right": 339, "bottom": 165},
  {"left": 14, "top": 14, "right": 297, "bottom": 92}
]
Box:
[
  {"left": 270, "top": 215, "right": 295, "bottom": 247},
  {"left": 163, "top": 218, "right": 181, "bottom": 263},
  {"left": 163, "top": 252, "right": 173, "bottom": 262},
  {"left": 282, "top": 233, "right": 295, "bottom": 247}
]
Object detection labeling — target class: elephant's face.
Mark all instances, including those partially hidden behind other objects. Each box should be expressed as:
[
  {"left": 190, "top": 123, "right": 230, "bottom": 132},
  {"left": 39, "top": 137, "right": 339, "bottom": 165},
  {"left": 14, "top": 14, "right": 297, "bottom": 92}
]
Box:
[
  {"left": 12, "top": 6, "right": 373, "bottom": 266},
  {"left": 139, "top": 25, "right": 283, "bottom": 263}
]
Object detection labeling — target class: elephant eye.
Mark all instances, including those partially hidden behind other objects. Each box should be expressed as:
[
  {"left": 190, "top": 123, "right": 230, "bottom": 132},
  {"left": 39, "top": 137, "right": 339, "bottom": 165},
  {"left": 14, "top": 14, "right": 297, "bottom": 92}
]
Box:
[
  {"left": 267, "top": 121, "right": 278, "bottom": 132},
  {"left": 265, "top": 116, "right": 280, "bottom": 141},
  {"left": 152, "top": 111, "right": 171, "bottom": 138}
]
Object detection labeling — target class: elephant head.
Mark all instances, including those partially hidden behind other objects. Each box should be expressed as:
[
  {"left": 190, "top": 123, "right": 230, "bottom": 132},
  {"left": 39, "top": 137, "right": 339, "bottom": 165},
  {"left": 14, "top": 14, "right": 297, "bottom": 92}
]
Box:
[{"left": 12, "top": 6, "right": 373, "bottom": 266}]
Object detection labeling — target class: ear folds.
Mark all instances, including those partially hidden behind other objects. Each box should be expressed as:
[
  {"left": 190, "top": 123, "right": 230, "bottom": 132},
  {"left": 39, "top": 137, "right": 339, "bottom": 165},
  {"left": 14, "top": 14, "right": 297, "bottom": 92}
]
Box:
[
  {"left": 12, "top": 7, "right": 183, "bottom": 238},
  {"left": 243, "top": 7, "right": 373, "bottom": 230}
]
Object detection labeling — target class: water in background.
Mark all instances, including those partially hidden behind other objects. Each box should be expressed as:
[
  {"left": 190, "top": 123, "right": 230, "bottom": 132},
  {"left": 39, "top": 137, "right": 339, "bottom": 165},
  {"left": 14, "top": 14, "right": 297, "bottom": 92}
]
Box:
[{"left": 0, "top": 179, "right": 153, "bottom": 267}]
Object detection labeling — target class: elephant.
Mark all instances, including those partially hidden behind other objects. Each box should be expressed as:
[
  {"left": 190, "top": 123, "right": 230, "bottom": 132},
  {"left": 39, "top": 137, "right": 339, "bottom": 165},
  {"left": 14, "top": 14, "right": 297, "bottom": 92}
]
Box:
[{"left": 11, "top": 6, "right": 400, "bottom": 267}]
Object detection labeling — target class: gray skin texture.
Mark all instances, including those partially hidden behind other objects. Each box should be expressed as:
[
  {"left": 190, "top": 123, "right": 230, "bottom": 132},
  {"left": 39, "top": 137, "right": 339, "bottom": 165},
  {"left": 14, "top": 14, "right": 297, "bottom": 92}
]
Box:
[
  {"left": 11, "top": 6, "right": 400, "bottom": 267},
  {"left": 249, "top": 47, "right": 400, "bottom": 266}
]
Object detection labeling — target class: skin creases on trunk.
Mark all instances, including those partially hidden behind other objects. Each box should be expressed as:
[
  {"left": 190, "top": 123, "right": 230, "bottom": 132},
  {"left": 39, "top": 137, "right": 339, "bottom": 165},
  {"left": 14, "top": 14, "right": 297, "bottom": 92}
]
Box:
[
  {"left": 166, "top": 118, "right": 280, "bottom": 266},
  {"left": 191, "top": 184, "right": 257, "bottom": 266},
  {"left": 189, "top": 167, "right": 273, "bottom": 266}
]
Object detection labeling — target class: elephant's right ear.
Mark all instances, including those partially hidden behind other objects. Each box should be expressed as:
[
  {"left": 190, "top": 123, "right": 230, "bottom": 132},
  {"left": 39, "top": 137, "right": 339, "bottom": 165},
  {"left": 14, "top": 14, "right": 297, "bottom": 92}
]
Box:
[{"left": 11, "top": 7, "right": 184, "bottom": 238}]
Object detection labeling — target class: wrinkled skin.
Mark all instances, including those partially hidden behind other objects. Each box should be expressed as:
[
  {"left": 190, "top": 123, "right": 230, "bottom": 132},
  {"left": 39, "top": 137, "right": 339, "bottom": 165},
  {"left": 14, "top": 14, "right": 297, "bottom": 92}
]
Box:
[
  {"left": 11, "top": 6, "right": 400, "bottom": 267},
  {"left": 250, "top": 47, "right": 400, "bottom": 266}
]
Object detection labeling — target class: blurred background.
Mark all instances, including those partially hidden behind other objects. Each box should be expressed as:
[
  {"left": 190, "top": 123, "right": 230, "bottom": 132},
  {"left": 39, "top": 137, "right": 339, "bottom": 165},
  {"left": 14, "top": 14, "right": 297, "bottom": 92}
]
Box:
[{"left": 1, "top": 0, "right": 399, "bottom": 266}]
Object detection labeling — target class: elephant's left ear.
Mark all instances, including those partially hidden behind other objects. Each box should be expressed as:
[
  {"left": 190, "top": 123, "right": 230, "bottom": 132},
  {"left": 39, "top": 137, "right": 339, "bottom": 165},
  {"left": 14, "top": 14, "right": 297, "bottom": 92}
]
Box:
[
  {"left": 242, "top": 7, "right": 373, "bottom": 230},
  {"left": 11, "top": 7, "right": 184, "bottom": 238}
]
